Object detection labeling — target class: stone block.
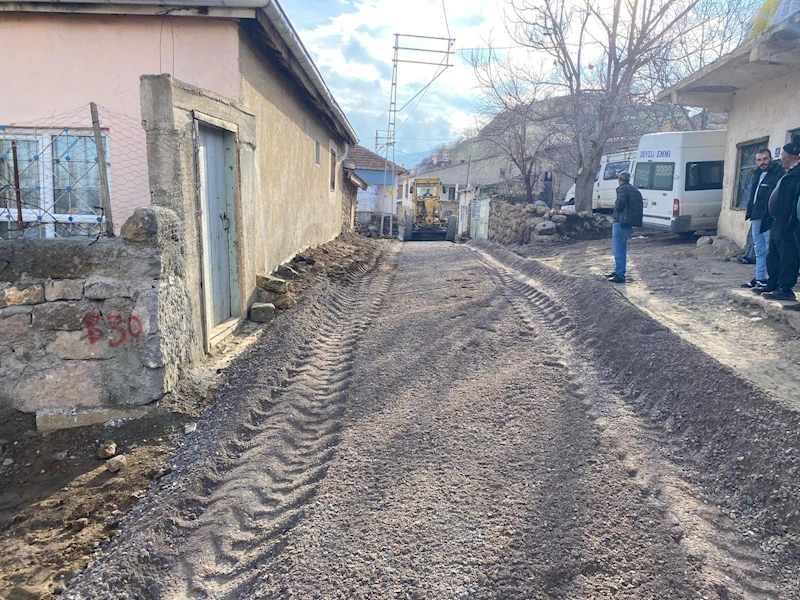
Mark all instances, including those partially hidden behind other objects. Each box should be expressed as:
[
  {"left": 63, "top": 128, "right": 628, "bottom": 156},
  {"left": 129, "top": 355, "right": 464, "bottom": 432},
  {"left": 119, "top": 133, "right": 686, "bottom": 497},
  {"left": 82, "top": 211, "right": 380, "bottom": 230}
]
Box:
[
  {"left": 257, "top": 288, "right": 280, "bottom": 304},
  {"left": 273, "top": 294, "right": 298, "bottom": 310},
  {"left": 15, "top": 360, "right": 104, "bottom": 412},
  {"left": 256, "top": 274, "right": 290, "bottom": 294},
  {"left": 276, "top": 264, "right": 299, "bottom": 280},
  {"left": 44, "top": 279, "right": 84, "bottom": 301},
  {"left": 47, "top": 331, "right": 115, "bottom": 360},
  {"left": 0, "top": 305, "right": 33, "bottom": 317},
  {"left": 0, "top": 283, "right": 44, "bottom": 308},
  {"left": 121, "top": 207, "right": 159, "bottom": 243},
  {"left": 138, "top": 335, "right": 165, "bottom": 368},
  {"left": 32, "top": 300, "right": 100, "bottom": 331},
  {"left": 84, "top": 276, "right": 132, "bottom": 300},
  {"left": 132, "top": 289, "right": 159, "bottom": 335},
  {"left": 36, "top": 406, "right": 149, "bottom": 432},
  {"left": 535, "top": 221, "right": 557, "bottom": 236},
  {"left": 0, "top": 313, "right": 31, "bottom": 342},
  {"left": 550, "top": 214, "right": 567, "bottom": 224},
  {"left": 249, "top": 302, "right": 276, "bottom": 323}
]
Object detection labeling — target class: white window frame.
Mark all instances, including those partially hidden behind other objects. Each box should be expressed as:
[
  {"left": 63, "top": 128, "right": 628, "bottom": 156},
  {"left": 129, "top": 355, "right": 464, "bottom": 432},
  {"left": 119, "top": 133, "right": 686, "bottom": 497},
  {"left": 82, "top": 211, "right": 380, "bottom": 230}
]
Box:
[{"left": 0, "top": 127, "right": 108, "bottom": 238}]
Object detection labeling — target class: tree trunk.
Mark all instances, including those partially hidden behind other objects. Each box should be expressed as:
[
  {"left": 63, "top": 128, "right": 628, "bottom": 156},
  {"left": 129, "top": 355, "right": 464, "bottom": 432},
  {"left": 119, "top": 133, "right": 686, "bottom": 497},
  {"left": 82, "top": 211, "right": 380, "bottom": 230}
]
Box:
[{"left": 524, "top": 173, "right": 535, "bottom": 204}]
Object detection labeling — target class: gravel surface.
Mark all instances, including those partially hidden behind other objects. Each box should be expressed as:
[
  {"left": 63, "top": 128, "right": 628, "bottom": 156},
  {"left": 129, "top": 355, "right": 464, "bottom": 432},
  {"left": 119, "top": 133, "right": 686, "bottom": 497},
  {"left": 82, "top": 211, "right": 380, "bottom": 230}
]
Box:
[{"left": 64, "top": 240, "right": 799, "bottom": 599}]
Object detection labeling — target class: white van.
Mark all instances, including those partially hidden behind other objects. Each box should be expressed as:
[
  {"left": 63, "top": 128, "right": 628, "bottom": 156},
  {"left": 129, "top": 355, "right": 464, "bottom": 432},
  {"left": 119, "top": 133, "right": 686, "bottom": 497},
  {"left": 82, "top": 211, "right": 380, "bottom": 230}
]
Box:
[
  {"left": 562, "top": 150, "right": 636, "bottom": 211},
  {"left": 632, "top": 130, "right": 727, "bottom": 233}
]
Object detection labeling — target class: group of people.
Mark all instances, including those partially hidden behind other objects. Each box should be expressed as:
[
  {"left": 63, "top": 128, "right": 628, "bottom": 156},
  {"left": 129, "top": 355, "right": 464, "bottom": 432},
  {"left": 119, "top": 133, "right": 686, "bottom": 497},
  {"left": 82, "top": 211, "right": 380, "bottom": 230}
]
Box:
[
  {"left": 604, "top": 135, "right": 800, "bottom": 292},
  {"left": 741, "top": 135, "right": 800, "bottom": 309}
]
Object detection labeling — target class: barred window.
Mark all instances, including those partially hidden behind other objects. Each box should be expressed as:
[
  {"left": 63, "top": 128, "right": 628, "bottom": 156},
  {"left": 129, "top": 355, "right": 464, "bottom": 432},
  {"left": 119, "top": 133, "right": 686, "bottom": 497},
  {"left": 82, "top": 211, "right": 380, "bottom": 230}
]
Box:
[{"left": 0, "top": 127, "right": 107, "bottom": 239}]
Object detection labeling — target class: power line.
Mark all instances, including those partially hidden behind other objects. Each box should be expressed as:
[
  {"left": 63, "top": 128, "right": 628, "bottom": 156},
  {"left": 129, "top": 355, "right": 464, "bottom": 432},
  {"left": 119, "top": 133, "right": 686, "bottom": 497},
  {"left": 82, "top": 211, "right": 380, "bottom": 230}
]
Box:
[{"left": 441, "top": 0, "right": 451, "bottom": 40}]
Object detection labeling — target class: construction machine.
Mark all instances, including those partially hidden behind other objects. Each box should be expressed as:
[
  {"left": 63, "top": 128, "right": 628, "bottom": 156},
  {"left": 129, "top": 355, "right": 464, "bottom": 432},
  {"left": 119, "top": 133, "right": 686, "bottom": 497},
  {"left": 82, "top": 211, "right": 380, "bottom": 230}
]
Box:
[{"left": 402, "top": 178, "right": 456, "bottom": 242}]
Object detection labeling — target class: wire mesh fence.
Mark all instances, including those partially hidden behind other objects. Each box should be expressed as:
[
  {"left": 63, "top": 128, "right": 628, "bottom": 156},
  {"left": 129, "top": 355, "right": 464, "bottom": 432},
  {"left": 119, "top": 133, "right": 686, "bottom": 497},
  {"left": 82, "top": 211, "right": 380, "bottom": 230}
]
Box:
[{"left": 0, "top": 103, "right": 151, "bottom": 240}]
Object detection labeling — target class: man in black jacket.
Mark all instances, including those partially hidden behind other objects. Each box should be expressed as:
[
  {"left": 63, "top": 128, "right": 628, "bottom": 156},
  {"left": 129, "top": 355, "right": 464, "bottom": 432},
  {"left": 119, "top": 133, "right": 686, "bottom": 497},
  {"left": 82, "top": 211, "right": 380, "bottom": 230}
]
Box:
[
  {"left": 755, "top": 139, "right": 800, "bottom": 301},
  {"left": 742, "top": 149, "right": 784, "bottom": 288},
  {"left": 606, "top": 171, "right": 643, "bottom": 284}
]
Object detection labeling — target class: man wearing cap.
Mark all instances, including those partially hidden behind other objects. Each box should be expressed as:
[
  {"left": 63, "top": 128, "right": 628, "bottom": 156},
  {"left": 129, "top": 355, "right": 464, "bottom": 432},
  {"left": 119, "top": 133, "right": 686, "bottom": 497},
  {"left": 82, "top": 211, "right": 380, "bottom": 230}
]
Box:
[{"left": 754, "top": 137, "right": 800, "bottom": 302}]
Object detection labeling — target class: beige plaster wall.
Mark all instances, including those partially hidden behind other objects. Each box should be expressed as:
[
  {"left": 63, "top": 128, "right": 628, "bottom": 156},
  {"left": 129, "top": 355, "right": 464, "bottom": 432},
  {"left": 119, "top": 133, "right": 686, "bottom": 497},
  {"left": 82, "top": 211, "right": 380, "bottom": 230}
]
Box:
[
  {"left": 718, "top": 69, "right": 800, "bottom": 247},
  {"left": 1, "top": 13, "right": 240, "bottom": 232},
  {"left": 237, "top": 32, "right": 344, "bottom": 287}
]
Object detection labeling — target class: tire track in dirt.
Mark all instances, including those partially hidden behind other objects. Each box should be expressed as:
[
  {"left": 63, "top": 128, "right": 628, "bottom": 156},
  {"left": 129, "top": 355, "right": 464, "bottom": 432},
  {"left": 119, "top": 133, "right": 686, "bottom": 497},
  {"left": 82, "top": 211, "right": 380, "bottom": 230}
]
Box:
[
  {"left": 162, "top": 252, "right": 397, "bottom": 600},
  {"left": 476, "top": 246, "right": 781, "bottom": 599}
]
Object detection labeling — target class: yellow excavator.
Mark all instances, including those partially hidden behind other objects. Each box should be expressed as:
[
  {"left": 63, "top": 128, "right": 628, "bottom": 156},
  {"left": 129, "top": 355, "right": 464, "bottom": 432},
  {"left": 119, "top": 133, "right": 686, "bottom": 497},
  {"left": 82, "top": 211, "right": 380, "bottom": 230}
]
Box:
[{"left": 403, "top": 178, "right": 456, "bottom": 242}]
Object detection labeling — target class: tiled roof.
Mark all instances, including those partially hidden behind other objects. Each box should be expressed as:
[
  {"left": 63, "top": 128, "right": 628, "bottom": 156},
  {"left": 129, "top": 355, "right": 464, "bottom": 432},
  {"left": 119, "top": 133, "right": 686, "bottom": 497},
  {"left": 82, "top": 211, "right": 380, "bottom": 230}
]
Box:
[{"left": 350, "top": 145, "right": 403, "bottom": 172}]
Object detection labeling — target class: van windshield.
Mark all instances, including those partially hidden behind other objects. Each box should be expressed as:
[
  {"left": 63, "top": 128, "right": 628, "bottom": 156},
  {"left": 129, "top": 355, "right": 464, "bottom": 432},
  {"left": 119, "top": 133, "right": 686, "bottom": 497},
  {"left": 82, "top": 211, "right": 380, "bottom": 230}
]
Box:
[
  {"left": 634, "top": 162, "right": 674, "bottom": 191},
  {"left": 604, "top": 161, "right": 630, "bottom": 180}
]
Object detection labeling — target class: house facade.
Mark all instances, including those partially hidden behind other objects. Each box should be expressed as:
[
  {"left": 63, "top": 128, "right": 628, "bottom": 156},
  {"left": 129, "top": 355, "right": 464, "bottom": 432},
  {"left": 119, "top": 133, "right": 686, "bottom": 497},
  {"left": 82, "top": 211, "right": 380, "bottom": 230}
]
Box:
[
  {"left": 0, "top": 0, "right": 360, "bottom": 425},
  {"left": 658, "top": 13, "right": 800, "bottom": 247},
  {"left": 349, "top": 145, "right": 403, "bottom": 222}
]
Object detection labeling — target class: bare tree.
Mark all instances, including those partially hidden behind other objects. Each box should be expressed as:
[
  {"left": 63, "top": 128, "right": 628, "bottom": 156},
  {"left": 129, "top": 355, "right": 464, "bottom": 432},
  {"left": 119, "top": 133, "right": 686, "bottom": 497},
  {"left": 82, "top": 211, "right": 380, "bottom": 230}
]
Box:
[
  {"left": 470, "top": 49, "right": 560, "bottom": 203},
  {"left": 504, "top": 0, "right": 714, "bottom": 213}
]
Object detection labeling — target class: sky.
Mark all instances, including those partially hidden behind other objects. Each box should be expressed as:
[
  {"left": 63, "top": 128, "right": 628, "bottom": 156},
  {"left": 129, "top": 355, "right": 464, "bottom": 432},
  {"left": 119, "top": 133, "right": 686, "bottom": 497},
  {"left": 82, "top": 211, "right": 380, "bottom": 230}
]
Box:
[{"left": 282, "top": 0, "right": 517, "bottom": 167}]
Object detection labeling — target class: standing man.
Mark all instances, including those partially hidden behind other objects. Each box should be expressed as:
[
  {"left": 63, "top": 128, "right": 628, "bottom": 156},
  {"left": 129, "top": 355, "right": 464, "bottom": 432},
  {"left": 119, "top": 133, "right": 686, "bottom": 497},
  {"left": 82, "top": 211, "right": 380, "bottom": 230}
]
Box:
[
  {"left": 606, "top": 171, "right": 643, "bottom": 284},
  {"left": 540, "top": 165, "right": 555, "bottom": 208},
  {"left": 742, "top": 149, "right": 783, "bottom": 288},
  {"left": 755, "top": 138, "right": 800, "bottom": 301}
]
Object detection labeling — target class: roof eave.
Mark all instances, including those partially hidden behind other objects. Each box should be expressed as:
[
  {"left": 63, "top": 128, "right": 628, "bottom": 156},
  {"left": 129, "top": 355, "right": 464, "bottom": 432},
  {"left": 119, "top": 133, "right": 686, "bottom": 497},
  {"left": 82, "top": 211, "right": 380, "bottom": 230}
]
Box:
[{"left": 656, "top": 13, "right": 800, "bottom": 110}]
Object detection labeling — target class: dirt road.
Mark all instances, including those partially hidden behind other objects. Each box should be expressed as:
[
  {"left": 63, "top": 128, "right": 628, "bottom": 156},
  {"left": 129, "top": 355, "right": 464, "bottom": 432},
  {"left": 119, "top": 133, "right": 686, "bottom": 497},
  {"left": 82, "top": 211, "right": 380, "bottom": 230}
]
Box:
[{"left": 65, "top": 241, "right": 800, "bottom": 599}]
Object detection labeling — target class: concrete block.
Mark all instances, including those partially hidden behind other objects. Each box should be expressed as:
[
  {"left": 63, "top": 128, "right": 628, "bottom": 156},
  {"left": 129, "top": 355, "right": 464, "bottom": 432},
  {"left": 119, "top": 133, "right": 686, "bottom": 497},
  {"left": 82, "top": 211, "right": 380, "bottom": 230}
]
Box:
[
  {"left": 84, "top": 276, "right": 132, "bottom": 300},
  {"left": 47, "top": 331, "right": 115, "bottom": 360},
  {"left": 32, "top": 300, "right": 100, "bottom": 331},
  {"left": 256, "top": 274, "right": 290, "bottom": 294},
  {"left": 45, "top": 279, "right": 84, "bottom": 301},
  {"left": 0, "top": 313, "right": 31, "bottom": 342},
  {"left": 36, "top": 406, "right": 149, "bottom": 432},
  {"left": 15, "top": 360, "right": 104, "bottom": 412},
  {"left": 249, "top": 302, "right": 276, "bottom": 322},
  {"left": 0, "top": 283, "right": 44, "bottom": 308}
]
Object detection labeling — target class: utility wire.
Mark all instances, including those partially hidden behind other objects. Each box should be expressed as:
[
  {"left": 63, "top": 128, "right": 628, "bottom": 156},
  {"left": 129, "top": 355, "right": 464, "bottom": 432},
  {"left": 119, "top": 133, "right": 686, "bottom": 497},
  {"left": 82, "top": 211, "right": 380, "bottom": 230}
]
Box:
[{"left": 441, "top": 0, "right": 451, "bottom": 40}]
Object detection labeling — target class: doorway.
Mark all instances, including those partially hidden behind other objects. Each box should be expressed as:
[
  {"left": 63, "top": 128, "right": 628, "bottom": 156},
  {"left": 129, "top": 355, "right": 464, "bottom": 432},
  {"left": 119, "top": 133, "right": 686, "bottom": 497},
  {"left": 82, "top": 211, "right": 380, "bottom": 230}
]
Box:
[{"left": 198, "top": 123, "right": 240, "bottom": 349}]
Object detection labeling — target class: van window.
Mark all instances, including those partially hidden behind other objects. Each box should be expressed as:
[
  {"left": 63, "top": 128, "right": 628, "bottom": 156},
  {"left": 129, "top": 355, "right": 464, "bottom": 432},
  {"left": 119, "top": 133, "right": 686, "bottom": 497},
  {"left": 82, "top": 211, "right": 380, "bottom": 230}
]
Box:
[
  {"left": 685, "top": 161, "right": 723, "bottom": 191},
  {"left": 603, "top": 161, "right": 630, "bottom": 180},
  {"left": 633, "top": 162, "right": 674, "bottom": 191}
]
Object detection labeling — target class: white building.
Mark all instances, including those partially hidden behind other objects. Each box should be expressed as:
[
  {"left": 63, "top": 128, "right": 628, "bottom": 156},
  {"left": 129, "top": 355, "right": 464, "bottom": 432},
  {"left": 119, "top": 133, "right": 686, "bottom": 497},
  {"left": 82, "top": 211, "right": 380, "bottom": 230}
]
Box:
[{"left": 658, "top": 13, "right": 800, "bottom": 247}]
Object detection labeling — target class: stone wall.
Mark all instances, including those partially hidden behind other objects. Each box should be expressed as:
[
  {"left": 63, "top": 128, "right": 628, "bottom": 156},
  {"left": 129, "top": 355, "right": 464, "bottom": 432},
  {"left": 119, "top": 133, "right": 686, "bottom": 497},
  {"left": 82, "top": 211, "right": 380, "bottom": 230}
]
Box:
[
  {"left": 488, "top": 199, "right": 614, "bottom": 245},
  {"left": 0, "top": 206, "right": 192, "bottom": 429}
]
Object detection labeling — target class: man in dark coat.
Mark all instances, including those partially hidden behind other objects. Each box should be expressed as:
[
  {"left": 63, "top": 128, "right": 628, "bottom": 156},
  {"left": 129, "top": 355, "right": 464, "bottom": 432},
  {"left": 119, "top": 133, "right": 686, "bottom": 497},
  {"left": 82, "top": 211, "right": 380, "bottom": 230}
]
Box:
[
  {"left": 606, "top": 171, "right": 643, "bottom": 284},
  {"left": 742, "top": 149, "right": 784, "bottom": 288},
  {"left": 754, "top": 138, "right": 800, "bottom": 302}
]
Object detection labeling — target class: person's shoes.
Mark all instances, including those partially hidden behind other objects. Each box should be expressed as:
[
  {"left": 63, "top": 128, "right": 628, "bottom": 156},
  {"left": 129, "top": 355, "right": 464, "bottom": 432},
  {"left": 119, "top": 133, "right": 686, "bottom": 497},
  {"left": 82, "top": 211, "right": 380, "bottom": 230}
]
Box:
[
  {"left": 608, "top": 274, "right": 626, "bottom": 284},
  {"left": 741, "top": 278, "right": 757, "bottom": 288},
  {"left": 752, "top": 284, "right": 775, "bottom": 295},
  {"left": 605, "top": 272, "right": 618, "bottom": 279},
  {"left": 761, "top": 289, "right": 797, "bottom": 301},
  {"left": 784, "top": 303, "right": 800, "bottom": 311}
]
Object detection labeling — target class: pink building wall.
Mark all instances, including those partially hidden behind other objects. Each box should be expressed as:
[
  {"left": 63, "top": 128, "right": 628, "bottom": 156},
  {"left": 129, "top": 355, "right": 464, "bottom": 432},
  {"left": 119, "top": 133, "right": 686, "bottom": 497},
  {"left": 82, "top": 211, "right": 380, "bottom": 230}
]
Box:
[{"left": 0, "top": 13, "right": 240, "bottom": 233}]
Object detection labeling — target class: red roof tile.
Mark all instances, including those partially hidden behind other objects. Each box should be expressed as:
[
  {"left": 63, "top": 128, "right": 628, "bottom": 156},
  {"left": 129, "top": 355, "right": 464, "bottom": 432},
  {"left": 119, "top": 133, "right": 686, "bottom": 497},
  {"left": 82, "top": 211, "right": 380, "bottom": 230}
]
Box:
[{"left": 350, "top": 145, "right": 403, "bottom": 172}]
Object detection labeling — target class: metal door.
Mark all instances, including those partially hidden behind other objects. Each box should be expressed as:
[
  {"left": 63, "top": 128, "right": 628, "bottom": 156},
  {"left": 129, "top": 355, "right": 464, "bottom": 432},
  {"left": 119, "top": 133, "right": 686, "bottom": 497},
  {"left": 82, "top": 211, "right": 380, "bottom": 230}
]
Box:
[{"left": 198, "top": 125, "right": 232, "bottom": 328}]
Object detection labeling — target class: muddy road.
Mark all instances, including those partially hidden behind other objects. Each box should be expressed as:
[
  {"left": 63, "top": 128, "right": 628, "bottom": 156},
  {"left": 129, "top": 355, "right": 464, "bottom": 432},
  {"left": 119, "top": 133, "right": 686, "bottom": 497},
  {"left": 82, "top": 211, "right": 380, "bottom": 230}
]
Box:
[{"left": 65, "top": 241, "right": 800, "bottom": 599}]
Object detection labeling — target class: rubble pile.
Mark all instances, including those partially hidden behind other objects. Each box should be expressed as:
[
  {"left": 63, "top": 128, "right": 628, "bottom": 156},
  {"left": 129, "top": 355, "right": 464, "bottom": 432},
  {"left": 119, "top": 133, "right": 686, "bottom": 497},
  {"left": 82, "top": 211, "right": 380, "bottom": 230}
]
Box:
[
  {"left": 250, "top": 232, "right": 381, "bottom": 323},
  {"left": 488, "top": 200, "right": 614, "bottom": 246}
]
